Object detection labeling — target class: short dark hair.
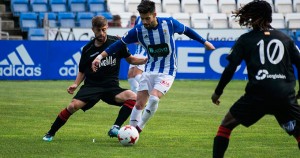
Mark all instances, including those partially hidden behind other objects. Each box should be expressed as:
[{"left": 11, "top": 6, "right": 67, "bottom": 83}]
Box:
[
  {"left": 137, "top": 0, "right": 155, "bottom": 14},
  {"left": 92, "top": 16, "right": 107, "bottom": 28},
  {"left": 233, "top": 0, "right": 272, "bottom": 30}
]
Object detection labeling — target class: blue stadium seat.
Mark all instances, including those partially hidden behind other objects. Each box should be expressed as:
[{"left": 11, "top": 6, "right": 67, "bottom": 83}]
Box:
[
  {"left": 19, "top": 12, "right": 39, "bottom": 31},
  {"left": 69, "top": 0, "right": 87, "bottom": 12},
  {"left": 11, "top": 0, "right": 30, "bottom": 16},
  {"left": 95, "top": 12, "right": 113, "bottom": 21},
  {"left": 87, "top": 0, "right": 106, "bottom": 12},
  {"left": 57, "top": 12, "right": 76, "bottom": 28},
  {"left": 77, "top": 12, "right": 95, "bottom": 28},
  {"left": 31, "top": 0, "right": 49, "bottom": 12},
  {"left": 49, "top": 0, "right": 68, "bottom": 12},
  {"left": 39, "top": 12, "right": 58, "bottom": 27},
  {"left": 28, "top": 28, "right": 46, "bottom": 40}
]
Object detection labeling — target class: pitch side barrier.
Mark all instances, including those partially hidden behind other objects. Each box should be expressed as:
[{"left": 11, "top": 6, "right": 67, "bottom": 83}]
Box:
[{"left": 0, "top": 40, "right": 299, "bottom": 80}]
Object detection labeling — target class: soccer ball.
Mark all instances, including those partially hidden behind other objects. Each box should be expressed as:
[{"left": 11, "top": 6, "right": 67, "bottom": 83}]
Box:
[{"left": 117, "top": 125, "right": 139, "bottom": 146}]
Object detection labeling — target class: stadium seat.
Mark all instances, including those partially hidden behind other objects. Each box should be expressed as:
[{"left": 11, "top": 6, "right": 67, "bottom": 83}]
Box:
[
  {"left": 190, "top": 13, "right": 209, "bottom": 29},
  {"left": 236, "top": 0, "right": 252, "bottom": 8},
  {"left": 49, "top": 0, "right": 68, "bottom": 12},
  {"left": 69, "top": 0, "right": 87, "bottom": 12},
  {"left": 126, "top": 0, "right": 140, "bottom": 13},
  {"left": 294, "top": 0, "right": 300, "bottom": 12},
  {"left": 200, "top": 0, "right": 218, "bottom": 14},
  {"left": 285, "top": 13, "right": 300, "bottom": 29},
  {"left": 172, "top": 13, "right": 191, "bottom": 27},
  {"left": 274, "top": 0, "right": 293, "bottom": 14},
  {"left": 31, "top": 0, "right": 49, "bottom": 12},
  {"left": 28, "top": 28, "right": 45, "bottom": 40},
  {"left": 271, "top": 13, "right": 285, "bottom": 29},
  {"left": 87, "top": 0, "right": 106, "bottom": 12},
  {"left": 39, "top": 12, "right": 58, "bottom": 28},
  {"left": 77, "top": 12, "right": 94, "bottom": 28},
  {"left": 11, "top": 0, "right": 30, "bottom": 16},
  {"left": 57, "top": 12, "right": 76, "bottom": 28},
  {"left": 181, "top": 0, "right": 200, "bottom": 14},
  {"left": 107, "top": 0, "right": 125, "bottom": 14},
  {"left": 162, "top": 0, "right": 181, "bottom": 14},
  {"left": 152, "top": 0, "right": 162, "bottom": 13},
  {"left": 218, "top": 0, "right": 236, "bottom": 14},
  {"left": 228, "top": 14, "right": 241, "bottom": 29},
  {"left": 209, "top": 13, "right": 228, "bottom": 28},
  {"left": 95, "top": 12, "right": 113, "bottom": 21},
  {"left": 19, "top": 12, "right": 39, "bottom": 31},
  {"left": 156, "top": 12, "right": 172, "bottom": 18}
]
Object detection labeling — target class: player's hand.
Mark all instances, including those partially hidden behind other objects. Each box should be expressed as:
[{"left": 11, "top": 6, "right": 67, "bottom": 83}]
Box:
[
  {"left": 67, "top": 84, "right": 78, "bottom": 94},
  {"left": 204, "top": 41, "right": 215, "bottom": 50},
  {"left": 142, "top": 58, "right": 148, "bottom": 64},
  {"left": 92, "top": 55, "right": 102, "bottom": 72},
  {"left": 211, "top": 93, "right": 221, "bottom": 105}
]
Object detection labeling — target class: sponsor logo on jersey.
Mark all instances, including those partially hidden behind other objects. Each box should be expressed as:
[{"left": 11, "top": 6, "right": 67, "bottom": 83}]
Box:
[
  {"left": 255, "top": 69, "right": 286, "bottom": 80},
  {"left": 100, "top": 56, "right": 116, "bottom": 67},
  {"left": 59, "top": 52, "right": 81, "bottom": 76},
  {"left": 0, "top": 44, "right": 41, "bottom": 77}
]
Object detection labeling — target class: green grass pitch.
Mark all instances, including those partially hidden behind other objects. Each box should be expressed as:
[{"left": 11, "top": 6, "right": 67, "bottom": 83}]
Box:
[{"left": 0, "top": 80, "right": 299, "bottom": 158}]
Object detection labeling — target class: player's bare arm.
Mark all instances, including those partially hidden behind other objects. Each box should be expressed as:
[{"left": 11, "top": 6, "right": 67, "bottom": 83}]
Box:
[
  {"left": 204, "top": 41, "right": 215, "bottom": 50},
  {"left": 91, "top": 51, "right": 108, "bottom": 72},
  {"left": 125, "top": 55, "right": 148, "bottom": 65},
  {"left": 67, "top": 71, "right": 85, "bottom": 94}
]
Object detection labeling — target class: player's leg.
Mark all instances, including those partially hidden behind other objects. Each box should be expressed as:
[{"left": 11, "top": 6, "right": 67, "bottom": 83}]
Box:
[
  {"left": 213, "top": 112, "right": 240, "bottom": 158},
  {"left": 130, "top": 90, "right": 149, "bottom": 129},
  {"left": 43, "top": 99, "right": 86, "bottom": 141},
  {"left": 104, "top": 89, "right": 137, "bottom": 137},
  {"left": 137, "top": 73, "right": 175, "bottom": 132},
  {"left": 128, "top": 66, "right": 139, "bottom": 93}
]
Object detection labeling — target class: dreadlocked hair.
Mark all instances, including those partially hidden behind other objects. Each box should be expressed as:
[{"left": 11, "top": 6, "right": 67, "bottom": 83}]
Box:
[{"left": 233, "top": 0, "right": 272, "bottom": 31}]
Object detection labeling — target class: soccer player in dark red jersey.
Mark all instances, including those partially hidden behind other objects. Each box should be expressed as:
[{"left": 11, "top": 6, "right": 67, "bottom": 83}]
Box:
[
  {"left": 211, "top": 1, "right": 300, "bottom": 157},
  {"left": 43, "top": 16, "right": 147, "bottom": 142}
]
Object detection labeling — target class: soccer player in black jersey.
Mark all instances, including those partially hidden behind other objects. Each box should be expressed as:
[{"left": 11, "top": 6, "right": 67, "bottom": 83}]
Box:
[
  {"left": 42, "top": 16, "right": 147, "bottom": 142},
  {"left": 211, "top": 1, "right": 300, "bottom": 157}
]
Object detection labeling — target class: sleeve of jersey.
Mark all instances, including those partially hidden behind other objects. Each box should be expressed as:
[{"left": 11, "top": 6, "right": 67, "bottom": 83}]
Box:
[
  {"left": 184, "top": 27, "right": 206, "bottom": 44},
  {"left": 105, "top": 40, "right": 124, "bottom": 55}
]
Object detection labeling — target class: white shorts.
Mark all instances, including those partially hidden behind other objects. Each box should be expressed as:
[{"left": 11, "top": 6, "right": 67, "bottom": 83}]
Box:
[{"left": 138, "top": 72, "right": 175, "bottom": 95}]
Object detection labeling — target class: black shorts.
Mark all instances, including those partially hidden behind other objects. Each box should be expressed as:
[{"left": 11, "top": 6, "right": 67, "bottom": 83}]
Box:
[
  {"left": 73, "top": 85, "right": 127, "bottom": 111},
  {"left": 230, "top": 94, "right": 300, "bottom": 129}
]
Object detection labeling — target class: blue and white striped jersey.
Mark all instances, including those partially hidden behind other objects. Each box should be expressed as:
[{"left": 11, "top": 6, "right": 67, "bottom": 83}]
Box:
[
  {"left": 134, "top": 17, "right": 147, "bottom": 58},
  {"left": 121, "top": 17, "right": 185, "bottom": 76}
]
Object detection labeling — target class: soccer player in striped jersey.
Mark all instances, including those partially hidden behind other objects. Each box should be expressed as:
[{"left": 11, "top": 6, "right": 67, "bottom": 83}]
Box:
[
  {"left": 92, "top": 0, "right": 215, "bottom": 133},
  {"left": 127, "top": 16, "right": 147, "bottom": 94},
  {"left": 211, "top": 1, "right": 300, "bottom": 157}
]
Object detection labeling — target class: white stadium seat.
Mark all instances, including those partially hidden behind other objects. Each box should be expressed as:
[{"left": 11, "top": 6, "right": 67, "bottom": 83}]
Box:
[
  {"left": 152, "top": 0, "right": 162, "bottom": 13},
  {"left": 200, "top": 0, "right": 218, "bottom": 14},
  {"left": 126, "top": 0, "right": 140, "bottom": 13},
  {"left": 228, "top": 14, "right": 241, "bottom": 29},
  {"left": 209, "top": 13, "right": 228, "bottom": 28},
  {"left": 218, "top": 0, "right": 236, "bottom": 14},
  {"left": 293, "top": 0, "right": 300, "bottom": 12},
  {"left": 285, "top": 13, "right": 300, "bottom": 29},
  {"left": 236, "top": 0, "right": 252, "bottom": 8},
  {"left": 271, "top": 13, "right": 285, "bottom": 29},
  {"left": 162, "top": 0, "right": 181, "bottom": 14},
  {"left": 156, "top": 12, "right": 172, "bottom": 18},
  {"left": 172, "top": 13, "right": 191, "bottom": 27},
  {"left": 107, "top": 0, "right": 125, "bottom": 14},
  {"left": 181, "top": 0, "right": 200, "bottom": 14},
  {"left": 191, "top": 13, "right": 209, "bottom": 29},
  {"left": 274, "top": 0, "right": 293, "bottom": 14}
]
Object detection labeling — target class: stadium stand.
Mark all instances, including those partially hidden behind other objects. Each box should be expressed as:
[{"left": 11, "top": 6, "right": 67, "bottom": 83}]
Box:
[
  {"left": 31, "top": 0, "right": 49, "bottom": 12},
  {"left": 274, "top": 0, "right": 293, "bottom": 14},
  {"left": 28, "top": 28, "right": 45, "bottom": 40},
  {"left": 190, "top": 13, "right": 209, "bottom": 29},
  {"left": 162, "top": 0, "right": 181, "bottom": 14},
  {"left": 76, "top": 12, "right": 94, "bottom": 28},
  {"left": 11, "top": 0, "right": 30, "bottom": 16},
  {"left": 181, "top": 0, "right": 200, "bottom": 14},
  {"left": 39, "top": 12, "right": 58, "bottom": 28},
  {"left": 172, "top": 13, "right": 191, "bottom": 27},
  {"left": 19, "top": 12, "right": 39, "bottom": 31},
  {"left": 95, "top": 12, "right": 113, "bottom": 21},
  {"left": 294, "top": 0, "right": 300, "bottom": 12},
  {"left": 271, "top": 13, "right": 285, "bottom": 29},
  {"left": 126, "top": 0, "right": 140, "bottom": 13},
  {"left": 57, "top": 12, "right": 76, "bottom": 28},
  {"left": 49, "top": 0, "right": 68, "bottom": 12},
  {"left": 107, "top": 0, "right": 125, "bottom": 14},
  {"left": 200, "top": 0, "right": 218, "bottom": 14},
  {"left": 218, "top": 0, "right": 236, "bottom": 14},
  {"left": 156, "top": 12, "right": 171, "bottom": 18},
  {"left": 152, "top": 0, "right": 162, "bottom": 12},
  {"left": 228, "top": 14, "right": 241, "bottom": 29},
  {"left": 68, "top": 0, "right": 87, "bottom": 12},
  {"left": 209, "top": 13, "right": 228, "bottom": 29},
  {"left": 285, "top": 13, "right": 300, "bottom": 29},
  {"left": 87, "top": 0, "right": 106, "bottom": 12}
]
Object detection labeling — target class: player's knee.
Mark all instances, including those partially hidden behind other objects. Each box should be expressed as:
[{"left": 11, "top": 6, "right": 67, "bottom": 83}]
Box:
[
  {"left": 124, "top": 99, "right": 136, "bottom": 109},
  {"left": 67, "top": 101, "right": 81, "bottom": 113},
  {"left": 281, "top": 120, "right": 298, "bottom": 135}
]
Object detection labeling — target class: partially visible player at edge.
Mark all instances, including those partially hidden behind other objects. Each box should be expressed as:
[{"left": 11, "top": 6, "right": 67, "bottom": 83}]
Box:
[
  {"left": 127, "top": 16, "right": 147, "bottom": 93},
  {"left": 92, "top": 0, "right": 215, "bottom": 134},
  {"left": 42, "top": 16, "right": 147, "bottom": 142},
  {"left": 211, "top": 1, "right": 300, "bottom": 157}
]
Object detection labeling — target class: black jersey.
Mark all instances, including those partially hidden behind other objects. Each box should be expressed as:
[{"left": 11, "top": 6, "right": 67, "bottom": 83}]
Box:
[
  {"left": 79, "top": 35, "right": 131, "bottom": 87},
  {"left": 216, "top": 29, "right": 300, "bottom": 99}
]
